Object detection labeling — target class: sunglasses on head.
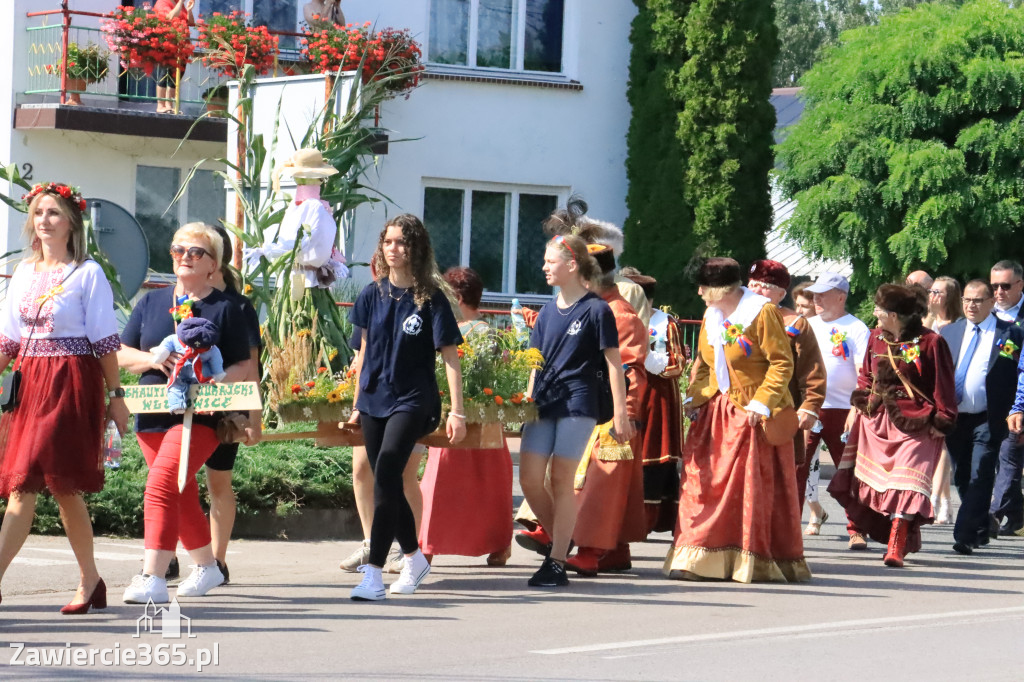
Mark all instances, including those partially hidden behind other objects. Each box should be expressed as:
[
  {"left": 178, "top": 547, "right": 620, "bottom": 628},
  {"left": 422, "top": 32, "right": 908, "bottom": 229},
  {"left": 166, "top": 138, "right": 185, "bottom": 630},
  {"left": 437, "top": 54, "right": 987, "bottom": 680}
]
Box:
[
  {"left": 992, "top": 281, "right": 1020, "bottom": 291},
  {"left": 169, "top": 245, "right": 210, "bottom": 261}
]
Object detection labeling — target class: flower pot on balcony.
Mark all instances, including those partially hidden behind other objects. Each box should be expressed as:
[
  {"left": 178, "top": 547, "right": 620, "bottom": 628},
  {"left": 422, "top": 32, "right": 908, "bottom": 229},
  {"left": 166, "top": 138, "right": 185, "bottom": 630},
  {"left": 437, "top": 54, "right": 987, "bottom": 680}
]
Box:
[{"left": 65, "top": 77, "right": 86, "bottom": 106}]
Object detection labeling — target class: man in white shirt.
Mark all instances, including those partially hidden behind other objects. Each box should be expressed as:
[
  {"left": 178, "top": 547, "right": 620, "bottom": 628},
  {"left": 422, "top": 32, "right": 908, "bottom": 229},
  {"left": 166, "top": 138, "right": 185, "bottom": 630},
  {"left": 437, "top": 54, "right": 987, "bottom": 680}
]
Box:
[
  {"left": 940, "top": 281, "right": 1024, "bottom": 554},
  {"left": 989, "top": 261, "right": 1024, "bottom": 535},
  {"left": 804, "top": 272, "right": 872, "bottom": 549}
]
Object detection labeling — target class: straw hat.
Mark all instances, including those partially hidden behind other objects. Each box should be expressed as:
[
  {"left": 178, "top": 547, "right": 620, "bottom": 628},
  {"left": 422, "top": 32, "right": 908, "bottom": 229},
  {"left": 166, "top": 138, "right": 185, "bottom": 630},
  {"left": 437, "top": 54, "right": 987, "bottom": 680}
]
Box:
[{"left": 273, "top": 148, "right": 338, "bottom": 190}]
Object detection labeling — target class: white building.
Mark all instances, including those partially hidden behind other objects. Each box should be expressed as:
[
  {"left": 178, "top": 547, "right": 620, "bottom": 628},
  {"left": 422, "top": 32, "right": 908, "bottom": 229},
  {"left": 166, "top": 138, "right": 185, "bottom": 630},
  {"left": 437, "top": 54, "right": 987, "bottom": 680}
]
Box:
[{"left": 1, "top": 0, "right": 636, "bottom": 302}]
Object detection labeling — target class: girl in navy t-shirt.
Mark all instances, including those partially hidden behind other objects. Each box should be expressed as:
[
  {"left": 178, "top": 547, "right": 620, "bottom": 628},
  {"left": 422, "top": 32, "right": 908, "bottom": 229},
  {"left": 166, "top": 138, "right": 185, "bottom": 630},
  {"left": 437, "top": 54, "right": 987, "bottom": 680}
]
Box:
[
  {"left": 347, "top": 214, "right": 466, "bottom": 601},
  {"left": 519, "top": 234, "right": 633, "bottom": 588}
]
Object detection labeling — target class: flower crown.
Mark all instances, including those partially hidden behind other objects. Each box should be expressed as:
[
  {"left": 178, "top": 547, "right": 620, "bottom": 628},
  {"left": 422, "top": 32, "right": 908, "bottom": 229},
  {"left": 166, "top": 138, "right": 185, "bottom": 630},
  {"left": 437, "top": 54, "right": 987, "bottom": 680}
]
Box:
[{"left": 22, "top": 182, "right": 87, "bottom": 213}]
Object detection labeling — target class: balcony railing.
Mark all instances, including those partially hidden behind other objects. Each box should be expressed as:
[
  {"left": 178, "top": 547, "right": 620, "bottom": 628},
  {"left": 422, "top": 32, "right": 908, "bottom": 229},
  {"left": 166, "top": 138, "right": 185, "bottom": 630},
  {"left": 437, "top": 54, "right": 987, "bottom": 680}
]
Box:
[{"left": 23, "top": 3, "right": 305, "bottom": 117}]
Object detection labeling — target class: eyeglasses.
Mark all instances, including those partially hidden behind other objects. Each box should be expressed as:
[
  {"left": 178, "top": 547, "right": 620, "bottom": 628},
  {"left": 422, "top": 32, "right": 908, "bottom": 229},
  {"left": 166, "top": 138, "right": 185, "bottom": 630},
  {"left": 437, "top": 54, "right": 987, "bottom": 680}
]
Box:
[
  {"left": 992, "top": 282, "right": 1021, "bottom": 291},
  {"left": 963, "top": 297, "right": 991, "bottom": 306},
  {"left": 169, "top": 245, "right": 210, "bottom": 262},
  {"left": 927, "top": 289, "right": 945, "bottom": 295}
]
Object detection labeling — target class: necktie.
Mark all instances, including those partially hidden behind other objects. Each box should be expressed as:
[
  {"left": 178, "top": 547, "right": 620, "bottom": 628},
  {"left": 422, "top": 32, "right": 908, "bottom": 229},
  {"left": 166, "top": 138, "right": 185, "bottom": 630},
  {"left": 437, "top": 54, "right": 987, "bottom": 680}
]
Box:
[{"left": 954, "top": 325, "right": 981, "bottom": 404}]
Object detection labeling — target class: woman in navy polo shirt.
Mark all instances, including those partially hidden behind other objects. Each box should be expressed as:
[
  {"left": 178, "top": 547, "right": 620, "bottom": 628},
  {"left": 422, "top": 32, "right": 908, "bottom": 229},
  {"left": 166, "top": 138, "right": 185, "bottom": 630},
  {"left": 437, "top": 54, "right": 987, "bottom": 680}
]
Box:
[
  {"left": 347, "top": 214, "right": 466, "bottom": 601},
  {"left": 520, "top": 234, "right": 633, "bottom": 588}
]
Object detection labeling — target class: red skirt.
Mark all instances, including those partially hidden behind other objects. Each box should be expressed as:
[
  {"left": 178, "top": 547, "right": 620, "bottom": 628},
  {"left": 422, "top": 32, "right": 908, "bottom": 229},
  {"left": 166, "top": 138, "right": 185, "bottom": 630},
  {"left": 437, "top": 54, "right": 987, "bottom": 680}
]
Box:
[
  {"left": 0, "top": 355, "right": 105, "bottom": 497},
  {"left": 663, "top": 392, "right": 810, "bottom": 583},
  {"left": 827, "top": 410, "right": 941, "bottom": 554},
  {"left": 419, "top": 443, "right": 513, "bottom": 557}
]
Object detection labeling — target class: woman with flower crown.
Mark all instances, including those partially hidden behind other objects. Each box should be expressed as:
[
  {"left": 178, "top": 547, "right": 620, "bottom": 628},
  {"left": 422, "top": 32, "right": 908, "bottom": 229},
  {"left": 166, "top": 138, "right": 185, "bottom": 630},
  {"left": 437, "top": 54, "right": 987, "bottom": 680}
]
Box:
[
  {"left": 827, "top": 284, "right": 957, "bottom": 567},
  {"left": 0, "top": 182, "right": 127, "bottom": 614},
  {"left": 664, "top": 257, "right": 810, "bottom": 583}
]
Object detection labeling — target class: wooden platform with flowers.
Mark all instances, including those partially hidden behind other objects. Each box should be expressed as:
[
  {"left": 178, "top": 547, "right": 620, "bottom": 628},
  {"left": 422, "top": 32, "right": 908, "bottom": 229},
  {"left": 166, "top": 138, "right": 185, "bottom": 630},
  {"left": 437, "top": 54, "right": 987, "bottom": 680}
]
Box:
[{"left": 264, "top": 326, "right": 542, "bottom": 449}]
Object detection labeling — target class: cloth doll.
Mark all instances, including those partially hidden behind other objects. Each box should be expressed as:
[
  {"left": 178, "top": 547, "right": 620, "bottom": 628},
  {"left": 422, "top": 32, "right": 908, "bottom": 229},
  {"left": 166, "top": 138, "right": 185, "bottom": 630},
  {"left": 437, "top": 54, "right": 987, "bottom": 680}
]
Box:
[{"left": 151, "top": 317, "right": 226, "bottom": 414}]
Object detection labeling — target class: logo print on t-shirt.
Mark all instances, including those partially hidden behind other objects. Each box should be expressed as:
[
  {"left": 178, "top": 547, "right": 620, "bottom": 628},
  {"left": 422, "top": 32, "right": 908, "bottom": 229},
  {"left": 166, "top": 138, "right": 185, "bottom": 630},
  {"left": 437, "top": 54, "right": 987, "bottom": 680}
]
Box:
[
  {"left": 403, "top": 313, "right": 423, "bottom": 336},
  {"left": 566, "top": 319, "right": 583, "bottom": 336}
]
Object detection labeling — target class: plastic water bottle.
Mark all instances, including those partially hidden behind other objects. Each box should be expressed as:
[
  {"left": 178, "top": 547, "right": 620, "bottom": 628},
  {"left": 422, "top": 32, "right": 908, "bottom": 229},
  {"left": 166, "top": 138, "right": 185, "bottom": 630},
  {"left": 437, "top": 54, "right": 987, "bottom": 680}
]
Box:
[
  {"left": 811, "top": 420, "right": 823, "bottom": 434},
  {"left": 104, "top": 420, "right": 122, "bottom": 469},
  {"left": 510, "top": 298, "right": 529, "bottom": 345}
]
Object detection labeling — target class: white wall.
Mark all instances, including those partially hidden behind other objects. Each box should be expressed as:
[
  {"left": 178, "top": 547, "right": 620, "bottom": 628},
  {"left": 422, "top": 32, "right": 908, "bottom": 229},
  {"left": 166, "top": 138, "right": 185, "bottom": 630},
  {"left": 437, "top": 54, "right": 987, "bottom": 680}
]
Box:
[{"left": 343, "top": 1, "right": 636, "bottom": 287}]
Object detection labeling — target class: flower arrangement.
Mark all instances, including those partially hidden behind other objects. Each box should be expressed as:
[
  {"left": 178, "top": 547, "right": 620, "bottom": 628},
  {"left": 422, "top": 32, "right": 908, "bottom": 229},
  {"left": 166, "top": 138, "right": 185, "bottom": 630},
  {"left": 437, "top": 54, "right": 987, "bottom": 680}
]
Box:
[
  {"left": 21, "top": 183, "right": 87, "bottom": 212},
  {"left": 436, "top": 328, "right": 542, "bottom": 424},
  {"left": 301, "top": 21, "right": 369, "bottom": 74},
  {"left": 899, "top": 342, "right": 921, "bottom": 370},
  {"left": 102, "top": 5, "right": 194, "bottom": 75},
  {"left": 830, "top": 327, "right": 850, "bottom": 359},
  {"left": 269, "top": 323, "right": 356, "bottom": 422},
  {"left": 169, "top": 295, "right": 197, "bottom": 322},
  {"left": 301, "top": 22, "right": 423, "bottom": 97},
  {"left": 46, "top": 42, "right": 110, "bottom": 84},
  {"left": 196, "top": 12, "right": 279, "bottom": 78},
  {"left": 722, "top": 320, "right": 752, "bottom": 356}
]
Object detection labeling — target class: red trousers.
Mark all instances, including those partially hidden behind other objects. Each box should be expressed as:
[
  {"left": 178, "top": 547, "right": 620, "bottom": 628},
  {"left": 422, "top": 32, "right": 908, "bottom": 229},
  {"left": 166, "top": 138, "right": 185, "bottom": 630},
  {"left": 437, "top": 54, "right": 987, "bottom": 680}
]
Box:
[
  {"left": 799, "top": 407, "right": 865, "bottom": 535},
  {"left": 137, "top": 425, "right": 219, "bottom": 552}
]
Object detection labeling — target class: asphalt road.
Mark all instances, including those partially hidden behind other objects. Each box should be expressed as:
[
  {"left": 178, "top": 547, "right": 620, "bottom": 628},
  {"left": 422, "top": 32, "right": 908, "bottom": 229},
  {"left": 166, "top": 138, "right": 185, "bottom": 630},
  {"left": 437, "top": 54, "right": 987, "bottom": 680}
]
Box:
[{"left": 1, "top": 489, "right": 1023, "bottom": 681}]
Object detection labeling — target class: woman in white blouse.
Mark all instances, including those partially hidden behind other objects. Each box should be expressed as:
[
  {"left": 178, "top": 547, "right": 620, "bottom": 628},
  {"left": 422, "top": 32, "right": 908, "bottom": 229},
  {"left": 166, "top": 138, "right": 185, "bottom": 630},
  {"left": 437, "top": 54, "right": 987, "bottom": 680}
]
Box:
[{"left": 0, "top": 183, "right": 127, "bottom": 614}]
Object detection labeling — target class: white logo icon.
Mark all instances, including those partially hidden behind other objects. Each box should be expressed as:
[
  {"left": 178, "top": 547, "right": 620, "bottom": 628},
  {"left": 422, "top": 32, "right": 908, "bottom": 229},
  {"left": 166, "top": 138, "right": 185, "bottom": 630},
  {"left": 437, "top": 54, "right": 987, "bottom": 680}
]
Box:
[
  {"left": 135, "top": 599, "right": 196, "bottom": 639},
  {"left": 402, "top": 313, "right": 423, "bottom": 336},
  {"left": 567, "top": 320, "right": 583, "bottom": 336}
]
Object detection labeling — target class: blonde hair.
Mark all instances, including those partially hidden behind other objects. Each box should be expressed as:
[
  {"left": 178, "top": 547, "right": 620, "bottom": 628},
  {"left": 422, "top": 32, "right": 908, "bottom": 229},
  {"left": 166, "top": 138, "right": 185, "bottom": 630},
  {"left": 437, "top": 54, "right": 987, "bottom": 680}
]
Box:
[
  {"left": 22, "top": 192, "right": 88, "bottom": 265},
  {"left": 546, "top": 234, "right": 599, "bottom": 286},
  {"left": 174, "top": 222, "right": 223, "bottom": 268},
  {"left": 701, "top": 283, "right": 740, "bottom": 303}
]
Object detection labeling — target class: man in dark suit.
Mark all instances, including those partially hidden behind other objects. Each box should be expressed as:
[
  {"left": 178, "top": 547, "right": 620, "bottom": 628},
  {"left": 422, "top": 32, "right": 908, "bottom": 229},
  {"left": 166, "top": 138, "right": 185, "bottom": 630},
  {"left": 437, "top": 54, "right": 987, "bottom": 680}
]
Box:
[
  {"left": 941, "top": 280, "right": 1024, "bottom": 554},
  {"left": 989, "top": 261, "right": 1024, "bottom": 535}
]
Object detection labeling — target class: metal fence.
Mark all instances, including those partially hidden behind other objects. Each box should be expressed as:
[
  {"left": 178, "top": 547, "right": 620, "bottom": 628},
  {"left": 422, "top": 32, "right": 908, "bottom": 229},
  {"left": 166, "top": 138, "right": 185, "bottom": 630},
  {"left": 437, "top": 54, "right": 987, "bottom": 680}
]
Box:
[{"left": 22, "top": 5, "right": 305, "bottom": 115}]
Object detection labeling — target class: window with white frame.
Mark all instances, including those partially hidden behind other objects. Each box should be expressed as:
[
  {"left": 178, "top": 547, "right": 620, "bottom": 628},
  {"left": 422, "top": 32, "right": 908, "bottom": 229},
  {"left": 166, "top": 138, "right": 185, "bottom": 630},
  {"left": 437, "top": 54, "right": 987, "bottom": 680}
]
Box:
[
  {"left": 423, "top": 184, "right": 560, "bottom": 296},
  {"left": 428, "top": 0, "right": 565, "bottom": 73},
  {"left": 135, "top": 166, "right": 227, "bottom": 273}
]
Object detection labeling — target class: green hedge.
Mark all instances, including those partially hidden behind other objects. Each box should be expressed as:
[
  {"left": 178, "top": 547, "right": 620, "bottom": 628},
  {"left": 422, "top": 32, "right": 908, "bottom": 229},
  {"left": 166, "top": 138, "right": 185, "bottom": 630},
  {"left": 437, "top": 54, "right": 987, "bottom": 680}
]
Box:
[{"left": 0, "top": 424, "right": 355, "bottom": 537}]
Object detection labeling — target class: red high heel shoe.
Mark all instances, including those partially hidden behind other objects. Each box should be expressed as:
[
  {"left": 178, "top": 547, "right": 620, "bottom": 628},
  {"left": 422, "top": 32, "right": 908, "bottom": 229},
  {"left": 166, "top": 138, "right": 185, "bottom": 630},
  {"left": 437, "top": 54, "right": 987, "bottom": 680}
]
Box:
[{"left": 61, "top": 579, "right": 106, "bottom": 615}]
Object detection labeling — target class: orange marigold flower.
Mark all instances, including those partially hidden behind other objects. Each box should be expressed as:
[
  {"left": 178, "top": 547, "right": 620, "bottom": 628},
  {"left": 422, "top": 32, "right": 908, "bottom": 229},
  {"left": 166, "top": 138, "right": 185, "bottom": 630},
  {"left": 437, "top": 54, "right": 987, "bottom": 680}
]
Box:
[
  {"left": 494, "top": 395, "right": 503, "bottom": 405},
  {"left": 317, "top": 366, "right": 328, "bottom": 374},
  {"left": 291, "top": 384, "right": 301, "bottom": 394},
  {"left": 526, "top": 396, "right": 534, "bottom": 403},
  {"left": 483, "top": 388, "right": 493, "bottom": 396},
  {"left": 305, "top": 381, "right": 316, "bottom": 388},
  {"left": 511, "top": 393, "right": 523, "bottom": 405}
]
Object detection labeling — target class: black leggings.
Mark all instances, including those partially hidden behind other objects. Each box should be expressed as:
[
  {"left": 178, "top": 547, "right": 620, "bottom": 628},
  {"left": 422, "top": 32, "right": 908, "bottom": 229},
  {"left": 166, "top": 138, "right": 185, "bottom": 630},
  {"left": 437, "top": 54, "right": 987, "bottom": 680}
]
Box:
[{"left": 361, "top": 410, "right": 432, "bottom": 567}]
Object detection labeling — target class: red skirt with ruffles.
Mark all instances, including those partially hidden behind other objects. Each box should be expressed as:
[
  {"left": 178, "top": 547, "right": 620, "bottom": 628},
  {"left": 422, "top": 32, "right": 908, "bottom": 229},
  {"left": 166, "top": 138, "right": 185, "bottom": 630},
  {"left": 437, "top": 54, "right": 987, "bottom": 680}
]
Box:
[
  {"left": 827, "top": 410, "right": 941, "bottom": 554},
  {"left": 0, "top": 354, "right": 105, "bottom": 497}
]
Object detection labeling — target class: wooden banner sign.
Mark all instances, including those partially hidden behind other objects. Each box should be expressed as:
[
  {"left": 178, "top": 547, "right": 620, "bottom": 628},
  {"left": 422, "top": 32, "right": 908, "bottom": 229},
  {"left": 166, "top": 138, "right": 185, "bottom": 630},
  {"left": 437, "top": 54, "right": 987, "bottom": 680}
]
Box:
[
  {"left": 123, "top": 382, "right": 262, "bottom": 492},
  {"left": 124, "top": 382, "right": 262, "bottom": 414}
]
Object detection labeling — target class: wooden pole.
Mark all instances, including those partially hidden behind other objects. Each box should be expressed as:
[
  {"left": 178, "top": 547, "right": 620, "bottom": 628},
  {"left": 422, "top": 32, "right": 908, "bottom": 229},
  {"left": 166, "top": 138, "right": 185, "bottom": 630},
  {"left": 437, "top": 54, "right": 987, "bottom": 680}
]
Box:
[
  {"left": 177, "top": 408, "right": 193, "bottom": 493},
  {"left": 233, "top": 81, "right": 246, "bottom": 270},
  {"left": 59, "top": 0, "right": 70, "bottom": 105}
]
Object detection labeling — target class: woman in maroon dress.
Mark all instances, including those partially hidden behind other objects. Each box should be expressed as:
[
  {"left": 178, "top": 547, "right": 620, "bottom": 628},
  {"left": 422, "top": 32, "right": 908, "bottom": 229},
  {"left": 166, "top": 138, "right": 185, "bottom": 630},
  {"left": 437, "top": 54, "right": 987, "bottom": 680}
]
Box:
[
  {"left": 828, "top": 284, "right": 957, "bottom": 567},
  {"left": 418, "top": 267, "right": 513, "bottom": 566}
]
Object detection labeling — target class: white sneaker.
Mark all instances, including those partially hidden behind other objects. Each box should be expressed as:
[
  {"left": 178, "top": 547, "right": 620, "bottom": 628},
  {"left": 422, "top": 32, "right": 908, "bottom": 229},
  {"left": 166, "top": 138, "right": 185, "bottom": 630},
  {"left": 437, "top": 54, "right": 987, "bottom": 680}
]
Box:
[
  {"left": 350, "top": 565, "right": 386, "bottom": 601},
  {"left": 176, "top": 563, "right": 225, "bottom": 598},
  {"left": 340, "top": 541, "right": 371, "bottom": 572},
  {"left": 382, "top": 546, "right": 405, "bottom": 574},
  {"left": 123, "top": 574, "right": 169, "bottom": 604},
  {"left": 390, "top": 551, "right": 431, "bottom": 595}
]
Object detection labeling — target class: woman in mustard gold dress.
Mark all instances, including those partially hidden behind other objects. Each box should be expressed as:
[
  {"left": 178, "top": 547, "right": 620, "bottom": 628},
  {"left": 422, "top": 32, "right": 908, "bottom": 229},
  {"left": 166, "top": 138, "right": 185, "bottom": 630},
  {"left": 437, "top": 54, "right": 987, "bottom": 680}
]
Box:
[{"left": 664, "top": 258, "right": 810, "bottom": 583}]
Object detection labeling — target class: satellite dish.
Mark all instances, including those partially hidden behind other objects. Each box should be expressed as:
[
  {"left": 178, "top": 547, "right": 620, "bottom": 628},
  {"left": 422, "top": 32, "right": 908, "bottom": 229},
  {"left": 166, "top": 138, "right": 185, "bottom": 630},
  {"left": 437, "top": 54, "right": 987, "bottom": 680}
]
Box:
[{"left": 85, "top": 198, "right": 150, "bottom": 299}]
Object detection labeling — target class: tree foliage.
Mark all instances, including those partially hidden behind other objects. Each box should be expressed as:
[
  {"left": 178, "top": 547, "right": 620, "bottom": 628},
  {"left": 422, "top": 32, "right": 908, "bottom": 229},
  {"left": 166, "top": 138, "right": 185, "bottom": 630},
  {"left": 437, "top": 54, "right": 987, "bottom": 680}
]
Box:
[
  {"left": 623, "top": 1, "right": 692, "bottom": 313},
  {"left": 776, "top": 0, "right": 1024, "bottom": 296},
  {"left": 624, "top": 0, "right": 778, "bottom": 317}
]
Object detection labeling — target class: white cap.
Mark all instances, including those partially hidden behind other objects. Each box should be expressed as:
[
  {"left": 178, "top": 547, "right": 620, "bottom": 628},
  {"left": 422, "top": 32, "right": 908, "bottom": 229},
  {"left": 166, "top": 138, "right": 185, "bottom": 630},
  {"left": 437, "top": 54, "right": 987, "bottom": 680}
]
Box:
[{"left": 805, "top": 272, "right": 850, "bottom": 294}]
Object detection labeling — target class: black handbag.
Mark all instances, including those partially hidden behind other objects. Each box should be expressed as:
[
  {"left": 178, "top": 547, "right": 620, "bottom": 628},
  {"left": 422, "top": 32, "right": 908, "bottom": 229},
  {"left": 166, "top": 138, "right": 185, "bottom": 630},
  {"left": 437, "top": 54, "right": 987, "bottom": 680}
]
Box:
[
  {"left": 0, "top": 370, "right": 21, "bottom": 412},
  {"left": 596, "top": 368, "right": 614, "bottom": 425},
  {"left": 0, "top": 264, "right": 77, "bottom": 414}
]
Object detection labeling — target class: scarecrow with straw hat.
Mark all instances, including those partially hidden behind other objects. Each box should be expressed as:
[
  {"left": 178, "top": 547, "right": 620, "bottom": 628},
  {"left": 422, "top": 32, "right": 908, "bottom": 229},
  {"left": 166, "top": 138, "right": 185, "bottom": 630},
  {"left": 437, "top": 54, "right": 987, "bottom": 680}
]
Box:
[{"left": 245, "top": 147, "right": 350, "bottom": 367}]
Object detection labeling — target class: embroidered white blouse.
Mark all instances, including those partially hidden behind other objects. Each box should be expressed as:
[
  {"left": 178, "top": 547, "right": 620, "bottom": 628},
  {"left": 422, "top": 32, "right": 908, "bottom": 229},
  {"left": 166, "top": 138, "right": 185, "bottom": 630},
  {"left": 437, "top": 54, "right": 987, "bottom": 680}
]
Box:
[{"left": 0, "top": 260, "right": 121, "bottom": 358}]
